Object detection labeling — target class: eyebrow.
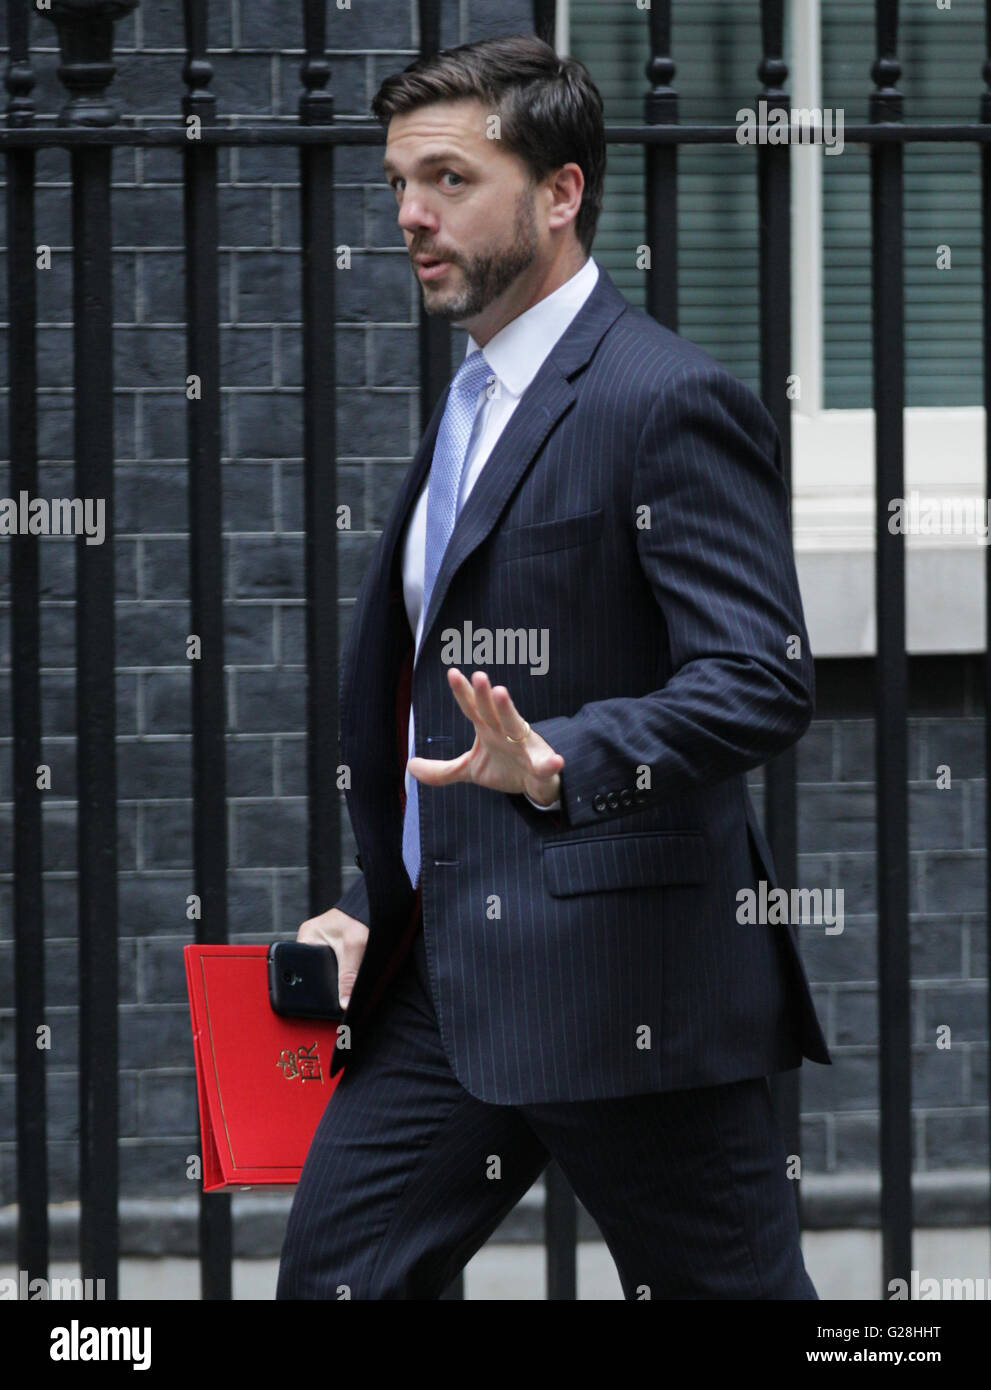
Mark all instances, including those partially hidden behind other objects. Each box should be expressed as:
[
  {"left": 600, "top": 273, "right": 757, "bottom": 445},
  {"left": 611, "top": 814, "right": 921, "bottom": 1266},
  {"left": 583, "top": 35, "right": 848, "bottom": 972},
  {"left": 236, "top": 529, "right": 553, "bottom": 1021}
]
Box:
[{"left": 381, "top": 150, "right": 474, "bottom": 178}]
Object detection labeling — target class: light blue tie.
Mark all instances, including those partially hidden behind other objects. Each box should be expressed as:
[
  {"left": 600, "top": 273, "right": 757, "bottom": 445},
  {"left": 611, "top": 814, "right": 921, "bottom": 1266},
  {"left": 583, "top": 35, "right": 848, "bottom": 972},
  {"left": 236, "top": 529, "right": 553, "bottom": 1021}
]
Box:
[{"left": 402, "top": 348, "right": 493, "bottom": 890}]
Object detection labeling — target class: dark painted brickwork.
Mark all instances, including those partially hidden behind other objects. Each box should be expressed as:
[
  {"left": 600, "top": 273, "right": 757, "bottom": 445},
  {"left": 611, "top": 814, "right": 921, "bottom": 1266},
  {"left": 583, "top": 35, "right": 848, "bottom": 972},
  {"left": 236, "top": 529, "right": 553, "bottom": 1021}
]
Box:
[{"left": 0, "top": 5, "right": 986, "bottom": 1232}]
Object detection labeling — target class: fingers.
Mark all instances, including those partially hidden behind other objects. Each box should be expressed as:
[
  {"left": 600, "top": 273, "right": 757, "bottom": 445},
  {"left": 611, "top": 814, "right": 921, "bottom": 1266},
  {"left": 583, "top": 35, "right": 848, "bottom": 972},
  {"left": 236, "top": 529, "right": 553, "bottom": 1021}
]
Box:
[
  {"left": 445, "top": 667, "right": 487, "bottom": 727},
  {"left": 296, "top": 916, "right": 333, "bottom": 946},
  {"left": 335, "top": 921, "right": 368, "bottom": 1009},
  {"left": 458, "top": 668, "right": 528, "bottom": 743},
  {"left": 471, "top": 671, "right": 514, "bottom": 736},
  {"left": 407, "top": 742, "right": 475, "bottom": 786},
  {"left": 420, "top": 668, "right": 549, "bottom": 796},
  {"left": 444, "top": 667, "right": 511, "bottom": 739},
  {"left": 296, "top": 907, "right": 369, "bottom": 1010}
]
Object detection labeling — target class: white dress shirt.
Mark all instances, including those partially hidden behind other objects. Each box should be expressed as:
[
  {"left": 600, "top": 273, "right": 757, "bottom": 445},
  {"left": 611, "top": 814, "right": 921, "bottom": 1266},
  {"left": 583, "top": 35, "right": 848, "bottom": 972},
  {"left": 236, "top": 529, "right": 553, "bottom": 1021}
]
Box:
[{"left": 401, "top": 254, "right": 601, "bottom": 817}]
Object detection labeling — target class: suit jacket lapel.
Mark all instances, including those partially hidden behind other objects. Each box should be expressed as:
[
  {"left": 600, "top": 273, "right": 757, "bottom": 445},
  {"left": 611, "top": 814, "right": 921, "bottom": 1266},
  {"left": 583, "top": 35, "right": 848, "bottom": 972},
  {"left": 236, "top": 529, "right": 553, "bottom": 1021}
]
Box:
[
  {"left": 413, "top": 265, "right": 629, "bottom": 671},
  {"left": 339, "top": 264, "right": 629, "bottom": 722}
]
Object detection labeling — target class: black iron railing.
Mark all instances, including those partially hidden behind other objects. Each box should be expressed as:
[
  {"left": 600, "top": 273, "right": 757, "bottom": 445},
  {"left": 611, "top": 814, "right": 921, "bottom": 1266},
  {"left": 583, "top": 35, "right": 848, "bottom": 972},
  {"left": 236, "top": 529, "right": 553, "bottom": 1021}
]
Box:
[{"left": 2, "top": 0, "right": 980, "bottom": 1300}]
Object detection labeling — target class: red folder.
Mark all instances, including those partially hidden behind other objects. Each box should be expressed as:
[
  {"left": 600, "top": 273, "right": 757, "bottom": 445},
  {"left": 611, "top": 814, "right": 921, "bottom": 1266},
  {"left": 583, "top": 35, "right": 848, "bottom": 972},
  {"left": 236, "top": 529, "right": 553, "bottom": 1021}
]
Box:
[{"left": 184, "top": 944, "right": 344, "bottom": 1192}]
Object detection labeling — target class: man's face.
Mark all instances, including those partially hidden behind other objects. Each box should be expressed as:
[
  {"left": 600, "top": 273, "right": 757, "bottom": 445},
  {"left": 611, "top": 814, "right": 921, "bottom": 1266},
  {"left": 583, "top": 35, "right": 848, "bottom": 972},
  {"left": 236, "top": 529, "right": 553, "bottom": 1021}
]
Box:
[{"left": 382, "top": 99, "right": 545, "bottom": 331}]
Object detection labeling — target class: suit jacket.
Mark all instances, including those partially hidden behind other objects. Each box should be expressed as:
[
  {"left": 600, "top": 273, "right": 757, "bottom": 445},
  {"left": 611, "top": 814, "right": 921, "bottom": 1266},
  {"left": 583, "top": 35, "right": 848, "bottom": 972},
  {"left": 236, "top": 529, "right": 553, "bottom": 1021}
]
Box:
[{"left": 329, "top": 262, "right": 831, "bottom": 1104}]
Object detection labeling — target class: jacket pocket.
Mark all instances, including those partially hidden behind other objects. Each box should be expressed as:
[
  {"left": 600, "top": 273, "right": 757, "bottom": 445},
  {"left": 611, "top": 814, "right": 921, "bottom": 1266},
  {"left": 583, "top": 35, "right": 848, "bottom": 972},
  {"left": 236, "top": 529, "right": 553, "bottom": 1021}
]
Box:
[
  {"left": 493, "top": 507, "right": 604, "bottom": 563},
  {"left": 542, "top": 830, "right": 709, "bottom": 896}
]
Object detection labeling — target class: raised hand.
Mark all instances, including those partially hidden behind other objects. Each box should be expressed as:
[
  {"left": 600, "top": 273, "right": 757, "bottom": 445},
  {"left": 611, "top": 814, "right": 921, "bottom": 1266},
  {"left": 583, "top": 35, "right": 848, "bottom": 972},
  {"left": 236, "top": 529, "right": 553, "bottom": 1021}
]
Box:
[{"left": 406, "top": 668, "right": 563, "bottom": 806}]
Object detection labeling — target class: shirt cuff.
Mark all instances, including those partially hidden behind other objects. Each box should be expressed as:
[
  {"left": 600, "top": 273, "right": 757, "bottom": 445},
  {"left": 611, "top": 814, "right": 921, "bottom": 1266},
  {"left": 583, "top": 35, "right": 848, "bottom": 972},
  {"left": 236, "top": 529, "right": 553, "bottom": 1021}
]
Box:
[{"left": 525, "top": 791, "right": 561, "bottom": 812}]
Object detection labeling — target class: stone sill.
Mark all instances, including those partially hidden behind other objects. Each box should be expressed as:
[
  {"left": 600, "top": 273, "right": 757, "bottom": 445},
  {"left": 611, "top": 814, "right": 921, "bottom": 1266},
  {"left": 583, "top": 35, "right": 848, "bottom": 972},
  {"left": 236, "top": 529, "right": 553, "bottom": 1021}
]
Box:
[{"left": 792, "top": 407, "right": 988, "bottom": 656}]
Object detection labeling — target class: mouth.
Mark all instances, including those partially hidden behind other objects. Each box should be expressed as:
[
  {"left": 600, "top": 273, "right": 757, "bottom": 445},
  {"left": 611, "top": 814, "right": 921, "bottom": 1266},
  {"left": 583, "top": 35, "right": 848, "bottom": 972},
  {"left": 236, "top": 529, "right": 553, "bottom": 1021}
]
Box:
[{"left": 415, "top": 256, "right": 453, "bottom": 281}]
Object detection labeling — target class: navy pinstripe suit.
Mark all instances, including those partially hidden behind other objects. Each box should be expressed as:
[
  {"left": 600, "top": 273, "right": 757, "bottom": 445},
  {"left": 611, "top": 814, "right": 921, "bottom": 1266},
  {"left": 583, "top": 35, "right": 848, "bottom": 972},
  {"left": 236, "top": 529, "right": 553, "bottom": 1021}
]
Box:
[{"left": 277, "top": 262, "right": 830, "bottom": 1299}]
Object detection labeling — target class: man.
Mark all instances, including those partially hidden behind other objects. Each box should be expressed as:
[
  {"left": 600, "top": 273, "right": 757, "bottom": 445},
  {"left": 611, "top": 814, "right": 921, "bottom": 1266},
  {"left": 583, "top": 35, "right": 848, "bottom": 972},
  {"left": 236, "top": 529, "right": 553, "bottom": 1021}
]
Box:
[{"left": 277, "top": 33, "right": 830, "bottom": 1301}]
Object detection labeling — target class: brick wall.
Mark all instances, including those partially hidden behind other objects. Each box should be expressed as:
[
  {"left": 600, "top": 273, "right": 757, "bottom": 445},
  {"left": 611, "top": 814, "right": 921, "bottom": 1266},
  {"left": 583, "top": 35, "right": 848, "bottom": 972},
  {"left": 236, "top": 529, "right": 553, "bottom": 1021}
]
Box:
[
  {"left": 750, "top": 657, "right": 987, "bottom": 1184},
  {"left": 0, "top": 2, "right": 987, "bottom": 1247}
]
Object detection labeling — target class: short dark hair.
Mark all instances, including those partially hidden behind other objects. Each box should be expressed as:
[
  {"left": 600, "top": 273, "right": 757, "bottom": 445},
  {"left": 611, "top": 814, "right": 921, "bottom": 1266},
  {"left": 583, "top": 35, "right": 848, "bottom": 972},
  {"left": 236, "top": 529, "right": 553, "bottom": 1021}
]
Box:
[{"left": 371, "top": 34, "right": 605, "bottom": 255}]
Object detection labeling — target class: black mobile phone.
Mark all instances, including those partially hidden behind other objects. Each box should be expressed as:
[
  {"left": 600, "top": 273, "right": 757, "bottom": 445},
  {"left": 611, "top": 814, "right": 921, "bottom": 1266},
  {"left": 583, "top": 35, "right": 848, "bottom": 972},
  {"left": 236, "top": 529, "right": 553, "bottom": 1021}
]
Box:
[{"left": 267, "top": 941, "right": 343, "bottom": 1021}]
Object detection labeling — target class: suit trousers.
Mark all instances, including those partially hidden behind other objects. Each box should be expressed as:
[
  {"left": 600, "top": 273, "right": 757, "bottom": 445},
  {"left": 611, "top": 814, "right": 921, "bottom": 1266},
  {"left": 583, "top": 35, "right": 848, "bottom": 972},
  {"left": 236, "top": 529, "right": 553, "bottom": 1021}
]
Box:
[{"left": 276, "top": 910, "right": 819, "bottom": 1301}]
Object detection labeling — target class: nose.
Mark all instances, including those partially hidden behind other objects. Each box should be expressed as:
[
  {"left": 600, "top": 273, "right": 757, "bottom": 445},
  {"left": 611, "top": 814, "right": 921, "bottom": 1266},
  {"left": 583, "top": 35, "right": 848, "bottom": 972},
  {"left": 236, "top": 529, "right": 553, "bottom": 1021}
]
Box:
[{"left": 397, "top": 185, "right": 437, "bottom": 237}]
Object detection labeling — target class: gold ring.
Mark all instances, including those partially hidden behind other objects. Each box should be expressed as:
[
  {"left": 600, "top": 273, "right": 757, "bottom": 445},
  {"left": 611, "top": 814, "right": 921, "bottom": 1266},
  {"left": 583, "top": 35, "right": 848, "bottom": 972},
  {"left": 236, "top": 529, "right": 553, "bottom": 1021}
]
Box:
[{"left": 505, "top": 720, "right": 531, "bottom": 744}]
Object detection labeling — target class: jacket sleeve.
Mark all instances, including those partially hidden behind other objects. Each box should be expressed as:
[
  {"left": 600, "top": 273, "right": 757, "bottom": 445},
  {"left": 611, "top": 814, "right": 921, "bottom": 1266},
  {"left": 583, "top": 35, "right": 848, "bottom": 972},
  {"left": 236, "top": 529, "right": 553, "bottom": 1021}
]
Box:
[
  {"left": 333, "top": 868, "right": 370, "bottom": 926},
  {"left": 526, "top": 363, "right": 814, "bottom": 831}
]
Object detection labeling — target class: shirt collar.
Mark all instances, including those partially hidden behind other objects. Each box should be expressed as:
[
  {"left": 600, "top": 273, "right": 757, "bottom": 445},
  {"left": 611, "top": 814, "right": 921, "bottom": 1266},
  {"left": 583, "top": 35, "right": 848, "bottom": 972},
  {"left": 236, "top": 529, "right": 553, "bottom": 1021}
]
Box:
[{"left": 465, "top": 256, "right": 600, "bottom": 398}]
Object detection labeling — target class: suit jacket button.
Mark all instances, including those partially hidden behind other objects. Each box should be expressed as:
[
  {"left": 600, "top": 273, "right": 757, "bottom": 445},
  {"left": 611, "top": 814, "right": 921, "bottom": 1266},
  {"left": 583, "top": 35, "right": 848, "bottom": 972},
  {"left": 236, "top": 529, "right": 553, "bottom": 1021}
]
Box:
[
  {"left": 354, "top": 853, "right": 362, "bottom": 869},
  {"left": 619, "top": 788, "right": 633, "bottom": 806},
  {"left": 633, "top": 790, "right": 647, "bottom": 805},
  {"left": 606, "top": 792, "right": 619, "bottom": 810},
  {"left": 592, "top": 794, "right": 607, "bottom": 813}
]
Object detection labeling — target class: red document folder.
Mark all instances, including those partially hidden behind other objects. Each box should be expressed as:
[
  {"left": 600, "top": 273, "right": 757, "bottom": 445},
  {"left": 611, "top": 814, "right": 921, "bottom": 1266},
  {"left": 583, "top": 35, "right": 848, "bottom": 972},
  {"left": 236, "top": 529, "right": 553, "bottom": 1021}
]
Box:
[{"left": 184, "top": 944, "right": 344, "bottom": 1192}]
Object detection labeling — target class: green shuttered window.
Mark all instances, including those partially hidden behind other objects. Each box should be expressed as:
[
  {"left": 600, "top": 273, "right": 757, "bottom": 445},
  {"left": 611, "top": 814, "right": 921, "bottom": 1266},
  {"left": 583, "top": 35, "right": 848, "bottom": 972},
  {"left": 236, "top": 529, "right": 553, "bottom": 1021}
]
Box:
[{"left": 570, "top": 0, "right": 982, "bottom": 407}]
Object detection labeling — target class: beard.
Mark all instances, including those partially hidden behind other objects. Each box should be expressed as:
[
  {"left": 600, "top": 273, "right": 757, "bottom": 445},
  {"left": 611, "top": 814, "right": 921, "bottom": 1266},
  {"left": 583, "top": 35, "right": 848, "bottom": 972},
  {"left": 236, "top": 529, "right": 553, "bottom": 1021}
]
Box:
[{"left": 416, "top": 186, "right": 539, "bottom": 322}]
